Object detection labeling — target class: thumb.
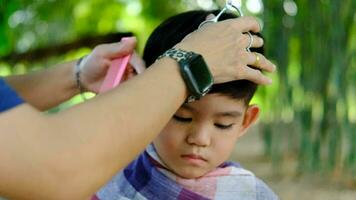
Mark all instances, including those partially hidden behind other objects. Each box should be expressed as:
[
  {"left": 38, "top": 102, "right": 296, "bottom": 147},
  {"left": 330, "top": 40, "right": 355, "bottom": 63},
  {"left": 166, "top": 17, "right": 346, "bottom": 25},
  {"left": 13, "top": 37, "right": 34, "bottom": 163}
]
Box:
[
  {"left": 129, "top": 51, "right": 146, "bottom": 74},
  {"left": 206, "top": 14, "right": 215, "bottom": 20},
  {"left": 99, "top": 36, "right": 137, "bottom": 59},
  {"left": 198, "top": 14, "right": 216, "bottom": 29}
]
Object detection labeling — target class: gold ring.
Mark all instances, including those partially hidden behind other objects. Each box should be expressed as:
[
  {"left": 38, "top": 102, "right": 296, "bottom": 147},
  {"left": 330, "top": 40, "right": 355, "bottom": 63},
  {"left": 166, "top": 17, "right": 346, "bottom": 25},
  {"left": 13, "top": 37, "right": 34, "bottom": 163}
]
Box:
[{"left": 253, "top": 52, "right": 260, "bottom": 66}]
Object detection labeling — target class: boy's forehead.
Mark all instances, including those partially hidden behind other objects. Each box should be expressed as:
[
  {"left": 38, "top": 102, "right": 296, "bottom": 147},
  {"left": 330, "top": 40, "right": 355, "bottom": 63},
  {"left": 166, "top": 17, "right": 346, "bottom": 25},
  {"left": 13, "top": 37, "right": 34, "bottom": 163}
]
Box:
[{"left": 181, "top": 94, "right": 246, "bottom": 113}]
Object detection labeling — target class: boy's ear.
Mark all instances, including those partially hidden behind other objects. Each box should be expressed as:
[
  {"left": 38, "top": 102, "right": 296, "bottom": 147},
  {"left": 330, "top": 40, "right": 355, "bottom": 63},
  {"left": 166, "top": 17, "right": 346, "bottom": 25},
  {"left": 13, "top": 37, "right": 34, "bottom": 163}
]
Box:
[{"left": 239, "top": 104, "right": 260, "bottom": 136}]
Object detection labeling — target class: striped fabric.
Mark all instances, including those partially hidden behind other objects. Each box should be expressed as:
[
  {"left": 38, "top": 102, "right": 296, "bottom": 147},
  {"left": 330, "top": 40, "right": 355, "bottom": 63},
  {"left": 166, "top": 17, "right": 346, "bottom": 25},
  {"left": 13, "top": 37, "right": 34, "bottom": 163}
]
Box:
[{"left": 93, "top": 144, "right": 278, "bottom": 200}]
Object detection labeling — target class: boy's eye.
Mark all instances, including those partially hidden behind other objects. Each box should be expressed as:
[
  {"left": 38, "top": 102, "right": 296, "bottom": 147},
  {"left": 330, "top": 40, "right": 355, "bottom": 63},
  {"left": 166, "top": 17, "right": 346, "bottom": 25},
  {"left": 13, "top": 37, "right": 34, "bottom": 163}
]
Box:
[
  {"left": 173, "top": 115, "right": 192, "bottom": 122},
  {"left": 214, "top": 123, "right": 234, "bottom": 130}
]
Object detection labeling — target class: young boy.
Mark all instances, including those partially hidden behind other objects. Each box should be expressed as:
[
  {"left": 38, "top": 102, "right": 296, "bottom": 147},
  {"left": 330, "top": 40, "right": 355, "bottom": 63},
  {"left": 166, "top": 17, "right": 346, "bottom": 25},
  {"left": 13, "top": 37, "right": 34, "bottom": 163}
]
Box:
[{"left": 92, "top": 10, "right": 279, "bottom": 200}]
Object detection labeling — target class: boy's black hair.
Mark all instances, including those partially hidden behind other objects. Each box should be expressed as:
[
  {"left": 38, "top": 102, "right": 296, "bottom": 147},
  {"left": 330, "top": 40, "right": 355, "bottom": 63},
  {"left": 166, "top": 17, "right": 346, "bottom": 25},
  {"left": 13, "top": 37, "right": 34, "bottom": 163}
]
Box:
[{"left": 143, "top": 10, "right": 264, "bottom": 104}]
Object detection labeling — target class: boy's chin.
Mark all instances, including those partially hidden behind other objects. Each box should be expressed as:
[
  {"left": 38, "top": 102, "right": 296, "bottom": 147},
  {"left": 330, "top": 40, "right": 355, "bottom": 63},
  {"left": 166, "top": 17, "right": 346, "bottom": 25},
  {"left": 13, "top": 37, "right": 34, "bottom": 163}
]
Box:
[{"left": 174, "top": 168, "right": 208, "bottom": 179}]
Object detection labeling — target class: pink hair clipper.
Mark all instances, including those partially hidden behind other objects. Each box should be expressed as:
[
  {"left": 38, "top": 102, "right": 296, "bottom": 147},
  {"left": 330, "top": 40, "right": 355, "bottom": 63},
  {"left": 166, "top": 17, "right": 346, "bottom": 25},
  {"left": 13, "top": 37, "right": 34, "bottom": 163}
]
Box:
[{"left": 99, "top": 37, "right": 132, "bottom": 93}]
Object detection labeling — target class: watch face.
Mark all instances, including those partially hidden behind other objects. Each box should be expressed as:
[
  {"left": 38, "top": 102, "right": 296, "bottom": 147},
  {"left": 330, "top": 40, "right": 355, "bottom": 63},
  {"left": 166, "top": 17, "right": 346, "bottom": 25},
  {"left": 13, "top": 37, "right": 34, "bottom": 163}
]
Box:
[{"left": 189, "top": 55, "right": 213, "bottom": 94}]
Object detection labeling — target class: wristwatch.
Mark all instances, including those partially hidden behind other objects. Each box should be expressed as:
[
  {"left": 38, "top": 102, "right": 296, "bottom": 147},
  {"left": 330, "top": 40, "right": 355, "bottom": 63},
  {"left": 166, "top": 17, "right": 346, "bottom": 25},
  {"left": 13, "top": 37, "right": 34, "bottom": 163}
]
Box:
[{"left": 158, "top": 48, "right": 213, "bottom": 102}]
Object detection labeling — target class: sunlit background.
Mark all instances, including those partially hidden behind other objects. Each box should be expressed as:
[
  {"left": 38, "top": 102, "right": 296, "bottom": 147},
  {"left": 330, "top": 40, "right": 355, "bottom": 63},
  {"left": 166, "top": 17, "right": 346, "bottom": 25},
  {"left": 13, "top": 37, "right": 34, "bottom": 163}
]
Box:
[{"left": 0, "top": 0, "right": 355, "bottom": 199}]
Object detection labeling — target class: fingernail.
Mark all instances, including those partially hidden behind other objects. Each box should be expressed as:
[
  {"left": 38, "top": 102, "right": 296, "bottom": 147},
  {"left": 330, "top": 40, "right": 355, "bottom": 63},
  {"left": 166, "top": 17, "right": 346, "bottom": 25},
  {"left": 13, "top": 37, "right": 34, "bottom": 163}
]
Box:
[
  {"left": 121, "top": 36, "right": 135, "bottom": 42},
  {"left": 257, "top": 18, "right": 263, "bottom": 31},
  {"left": 259, "top": 37, "right": 264, "bottom": 45},
  {"left": 272, "top": 64, "right": 277, "bottom": 71},
  {"left": 206, "top": 14, "right": 215, "bottom": 20}
]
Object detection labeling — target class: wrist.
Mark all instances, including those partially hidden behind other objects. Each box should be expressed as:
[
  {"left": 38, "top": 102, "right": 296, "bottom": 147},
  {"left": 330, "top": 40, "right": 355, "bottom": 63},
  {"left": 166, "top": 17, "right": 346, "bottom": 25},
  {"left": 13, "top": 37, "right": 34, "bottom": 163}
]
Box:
[
  {"left": 157, "top": 48, "right": 213, "bottom": 102},
  {"left": 154, "top": 57, "right": 189, "bottom": 101},
  {"left": 174, "top": 42, "right": 196, "bottom": 55},
  {"left": 174, "top": 42, "right": 217, "bottom": 82}
]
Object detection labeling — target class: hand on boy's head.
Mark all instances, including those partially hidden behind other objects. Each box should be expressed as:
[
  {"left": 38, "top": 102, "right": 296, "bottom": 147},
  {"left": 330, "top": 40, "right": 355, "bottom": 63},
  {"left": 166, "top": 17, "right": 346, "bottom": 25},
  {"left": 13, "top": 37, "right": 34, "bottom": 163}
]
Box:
[{"left": 176, "top": 16, "right": 276, "bottom": 85}]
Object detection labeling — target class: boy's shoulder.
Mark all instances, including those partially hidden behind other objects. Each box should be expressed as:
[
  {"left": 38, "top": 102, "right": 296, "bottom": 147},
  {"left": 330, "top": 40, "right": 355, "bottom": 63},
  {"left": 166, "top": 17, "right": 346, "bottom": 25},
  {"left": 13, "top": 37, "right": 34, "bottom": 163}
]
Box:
[
  {"left": 255, "top": 176, "right": 279, "bottom": 200},
  {"left": 227, "top": 161, "right": 279, "bottom": 200}
]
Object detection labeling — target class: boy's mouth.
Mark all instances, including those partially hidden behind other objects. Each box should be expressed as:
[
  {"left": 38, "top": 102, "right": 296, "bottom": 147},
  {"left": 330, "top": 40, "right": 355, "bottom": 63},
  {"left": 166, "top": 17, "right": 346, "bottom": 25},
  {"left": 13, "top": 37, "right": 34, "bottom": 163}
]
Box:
[{"left": 181, "top": 154, "right": 207, "bottom": 162}]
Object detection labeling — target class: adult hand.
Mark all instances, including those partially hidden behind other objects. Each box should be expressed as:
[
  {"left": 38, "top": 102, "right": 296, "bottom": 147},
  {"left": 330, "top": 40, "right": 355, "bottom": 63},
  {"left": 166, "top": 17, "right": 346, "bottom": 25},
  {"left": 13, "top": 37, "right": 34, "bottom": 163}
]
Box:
[
  {"left": 77, "top": 37, "right": 145, "bottom": 93},
  {"left": 176, "top": 16, "right": 276, "bottom": 85}
]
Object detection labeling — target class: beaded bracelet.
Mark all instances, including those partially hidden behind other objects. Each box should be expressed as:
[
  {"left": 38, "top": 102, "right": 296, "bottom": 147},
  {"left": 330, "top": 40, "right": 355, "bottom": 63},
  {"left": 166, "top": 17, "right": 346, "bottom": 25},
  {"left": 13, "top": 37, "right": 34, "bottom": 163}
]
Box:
[{"left": 75, "top": 56, "right": 87, "bottom": 100}]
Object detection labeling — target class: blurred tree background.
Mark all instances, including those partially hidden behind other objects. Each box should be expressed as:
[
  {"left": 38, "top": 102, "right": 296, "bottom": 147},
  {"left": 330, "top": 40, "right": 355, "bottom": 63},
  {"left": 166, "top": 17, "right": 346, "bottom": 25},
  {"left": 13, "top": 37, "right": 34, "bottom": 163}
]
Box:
[{"left": 0, "top": 0, "right": 355, "bottom": 190}]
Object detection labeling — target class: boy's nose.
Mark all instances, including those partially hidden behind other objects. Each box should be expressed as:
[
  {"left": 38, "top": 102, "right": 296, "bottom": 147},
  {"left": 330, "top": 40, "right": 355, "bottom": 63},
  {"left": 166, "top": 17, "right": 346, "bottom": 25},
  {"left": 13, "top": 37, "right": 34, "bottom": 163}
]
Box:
[{"left": 186, "top": 125, "right": 211, "bottom": 147}]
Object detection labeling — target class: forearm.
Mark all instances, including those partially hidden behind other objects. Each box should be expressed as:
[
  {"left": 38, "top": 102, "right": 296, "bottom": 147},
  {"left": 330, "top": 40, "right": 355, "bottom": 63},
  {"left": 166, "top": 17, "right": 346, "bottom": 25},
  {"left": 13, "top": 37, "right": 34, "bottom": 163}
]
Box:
[
  {"left": 50, "top": 58, "right": 187, "bottom": 198},
  {"left": 0, "top": 58, "right": 187, "bottom": 199},
  {"left": 4, "top": 61, "right": 79, "bottom": 111}
]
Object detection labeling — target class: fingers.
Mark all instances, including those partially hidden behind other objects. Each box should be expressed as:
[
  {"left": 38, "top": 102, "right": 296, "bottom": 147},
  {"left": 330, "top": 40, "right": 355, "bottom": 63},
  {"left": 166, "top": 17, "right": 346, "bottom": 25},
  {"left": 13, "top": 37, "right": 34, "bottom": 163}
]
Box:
[
  {"left": 231, "top": 16, "right": 261, "bottom": 33},
  {"left": 241, "top": 33, "right": 263, "bottom": 48},
  {"left": 129, "top": 51, "right": 146, "bottom": 74},
  {"left": 237, "top": 51, "right": 276, "bottom": 85},
  {"left": 230, "top": 50, "right": 275, "bottom": 85},
  {"left": 95, "top": 37, "right": 137, "bottom": 59},
  {"left": 244, "top": 67, "right": 272, "bottom": 85},
  {"left": 246, "top": 52, "right": 276, "bottom": 72}
]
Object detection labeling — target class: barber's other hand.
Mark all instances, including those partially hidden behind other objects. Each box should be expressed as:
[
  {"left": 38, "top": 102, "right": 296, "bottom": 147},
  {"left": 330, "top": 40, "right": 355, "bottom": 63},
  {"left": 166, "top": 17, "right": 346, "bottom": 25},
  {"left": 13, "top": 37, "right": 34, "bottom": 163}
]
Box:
[
  {"left": 176, "top": 16, "right": 276, "bottom": 85},
  {"left": 76, "top": 37, "right": 143, "bottom": 93}
]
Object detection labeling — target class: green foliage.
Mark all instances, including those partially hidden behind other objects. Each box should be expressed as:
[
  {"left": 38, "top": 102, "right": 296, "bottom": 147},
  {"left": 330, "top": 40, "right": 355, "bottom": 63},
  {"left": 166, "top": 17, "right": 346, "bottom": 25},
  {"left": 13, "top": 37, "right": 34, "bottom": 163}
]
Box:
[{"left": 259, "top": 0, "right": 355, "bottom": 180}]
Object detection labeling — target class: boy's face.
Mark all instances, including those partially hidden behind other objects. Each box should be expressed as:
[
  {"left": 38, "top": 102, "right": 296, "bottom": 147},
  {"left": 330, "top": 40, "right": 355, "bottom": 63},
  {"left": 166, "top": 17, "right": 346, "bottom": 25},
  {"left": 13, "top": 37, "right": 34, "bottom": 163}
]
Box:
[{"left": 153, "top": 94, "right": 260, "bottom": 179}]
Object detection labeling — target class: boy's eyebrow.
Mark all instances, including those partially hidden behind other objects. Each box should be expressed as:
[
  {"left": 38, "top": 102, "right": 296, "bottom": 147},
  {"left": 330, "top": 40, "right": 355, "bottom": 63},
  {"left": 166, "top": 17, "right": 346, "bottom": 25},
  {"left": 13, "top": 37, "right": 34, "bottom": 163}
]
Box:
[
  {"left": 214, "top": 111, "right": 243, "bottom": 118},
  {"left": 182, "top": 104, "right": 242, "bottom": 118}
]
